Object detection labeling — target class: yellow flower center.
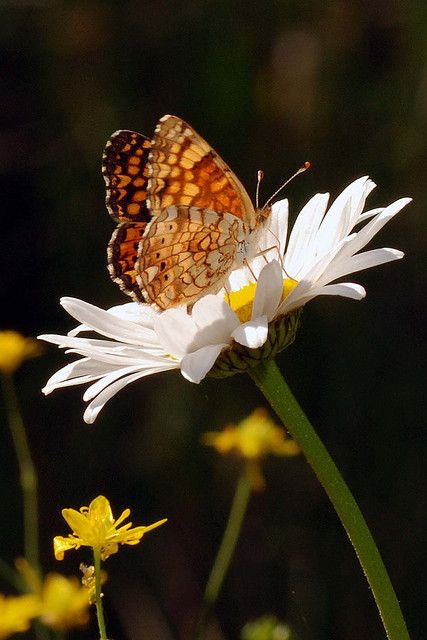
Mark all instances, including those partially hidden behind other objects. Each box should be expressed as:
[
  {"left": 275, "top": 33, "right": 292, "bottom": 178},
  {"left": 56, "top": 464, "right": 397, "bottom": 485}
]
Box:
[{"left": 226, "top": 277, "right": 298, "bottom": 323}]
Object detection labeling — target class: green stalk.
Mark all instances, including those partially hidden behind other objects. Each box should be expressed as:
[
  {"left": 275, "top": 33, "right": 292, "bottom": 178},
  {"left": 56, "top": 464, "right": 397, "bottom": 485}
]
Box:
[
  {"left": 0, "top": 558, "right": 24, "bottom": 591},
  {"left": 195, "top": 471, "right": 252, "bottom": 639},
  {"left": 93, "top": 548, "right": 108, "bottom": 640},
  {"left": 1, "top": 373, "right": 40, "bottom": 576},
  {"left": 249, "top": 359, "right": 410, "bottom": 640}
]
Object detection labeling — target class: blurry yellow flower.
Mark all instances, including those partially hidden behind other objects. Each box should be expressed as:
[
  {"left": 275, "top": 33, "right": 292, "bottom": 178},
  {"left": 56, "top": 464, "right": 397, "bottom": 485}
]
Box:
[
  {"left": 0, "top": 593, "right": 40, "bottom": 639},
  {"left": 203, "top": 408, "right": 299, "bottom": 490},
  {"left": 54, "top": 495, "right": 167, "bottom": 561},
  {"left": 38, "top": 573, "right": 90, "bottom": 630},
  {"left": 15, "top": 559, "right": 94, "bottom": 630},
  {"left": 203, "top": 408, "right": 299, "bottom": 459},
  {"left": 0, "top": 331, "right": 41, "bottom": 375}
]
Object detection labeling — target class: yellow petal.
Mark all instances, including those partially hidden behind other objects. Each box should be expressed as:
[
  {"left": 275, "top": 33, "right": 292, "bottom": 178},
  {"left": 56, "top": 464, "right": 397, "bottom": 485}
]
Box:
[
  {"left": 61, "top": 509, "right": 97, "bottom": 545},
  {"left": 88, "top": 496, "right": 114, "bottom": 526},
  {"left": 53, "top": 536, "right": 79, "bottom": 561},
  {"left": 39, "top": 573, "right": 90, "bottom": 630}
]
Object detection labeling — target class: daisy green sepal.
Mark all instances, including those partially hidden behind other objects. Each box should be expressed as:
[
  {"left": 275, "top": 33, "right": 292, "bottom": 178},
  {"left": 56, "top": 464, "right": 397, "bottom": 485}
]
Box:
[{"left": 249, "top": 358, "right": 410, "bottom": 640}]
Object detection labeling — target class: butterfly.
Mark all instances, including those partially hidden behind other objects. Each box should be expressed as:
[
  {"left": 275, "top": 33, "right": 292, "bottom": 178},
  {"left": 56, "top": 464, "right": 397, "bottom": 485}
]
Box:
[{"left": 103, "top": 114, "right": 273, "bottom": 310}]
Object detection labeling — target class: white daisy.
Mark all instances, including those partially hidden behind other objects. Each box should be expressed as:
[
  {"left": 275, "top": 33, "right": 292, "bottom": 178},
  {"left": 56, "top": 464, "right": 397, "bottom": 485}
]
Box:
[{"left": 39, "top": 177, "right": 410, "bottom": 423}]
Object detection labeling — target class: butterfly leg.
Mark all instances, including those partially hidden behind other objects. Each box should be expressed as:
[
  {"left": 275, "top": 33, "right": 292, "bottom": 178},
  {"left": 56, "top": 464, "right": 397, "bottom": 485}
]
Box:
[
  {"left": 255, "top": 245, "right": 285, "bottom": 271},
  {"left": 243, "top": 257, "right": 258, "bottom": 282},
  {"left": 224, "top": 284, "right": 232, "bottom": 305}
]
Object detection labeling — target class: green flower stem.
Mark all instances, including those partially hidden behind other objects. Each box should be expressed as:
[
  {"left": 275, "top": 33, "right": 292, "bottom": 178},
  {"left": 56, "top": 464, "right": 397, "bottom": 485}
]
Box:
[
  {"left": 34, "top": 620, "right": 51, "bottom": 640},
  {"left": 0, "top": 558, "right": 24, "bottom": 591},
  {"left": 1, "top": 373, "right": 40, "bottom": 576},
  {"left": 93, "top": 548, "right": 108, "bottom": 640},
  {"left": 249, "top": 358, "right": 410, "bottom": 640},
  {"left": 195, "top": 471, "right": 252, "bottom": 639}
]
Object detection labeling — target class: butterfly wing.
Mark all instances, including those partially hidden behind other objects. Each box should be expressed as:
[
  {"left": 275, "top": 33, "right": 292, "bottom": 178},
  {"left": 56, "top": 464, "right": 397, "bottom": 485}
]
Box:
[
  {"left": 107, "top": 223, "right": 147, "bottom": 302},
  {"left": 147, "top": 115, "right": 254, "bottom": 221},
  {"left": 103, "top": 116, "right": 255, "bottom": 307},
  {"left": 136, "top": 115, "right": 255, "bottom": 307},
  {"left": 103, "top": 130, "right": 152, "bottom": 223},
  {"left": 103, "top": 130, "right": 153, "bottom": 300},
  {"left": 138, "top": 205, "right": 244, "bottom": 309}
]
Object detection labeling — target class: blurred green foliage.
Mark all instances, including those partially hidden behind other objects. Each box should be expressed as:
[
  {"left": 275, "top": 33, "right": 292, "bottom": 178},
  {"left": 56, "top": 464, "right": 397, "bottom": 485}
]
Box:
[
  {"left": 0, "top": 1, "right": 425, "bottom": 639},
  {"left": 242, "top": 615, "right": 299, "bottom": 640}
]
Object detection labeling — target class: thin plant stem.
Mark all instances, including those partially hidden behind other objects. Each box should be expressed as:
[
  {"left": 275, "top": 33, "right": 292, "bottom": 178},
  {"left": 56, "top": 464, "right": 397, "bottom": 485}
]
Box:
[
  {"left": 93, "top": 548, "right": 108, "bottom": 640},
  {"left": 195, "top": 471, "right": 252, "bottom": 639},
  {"left": 249, "top": 358, "right": 410, "bottom": 640},
  {"left": 0, "top": 558, "right": 24, "bottom": 591},
  {"left": 1, "top": 373, "right": 40, "bottom": 576},
  {"left": 34, "top": 620, "right": 52, "bottom": 640}
]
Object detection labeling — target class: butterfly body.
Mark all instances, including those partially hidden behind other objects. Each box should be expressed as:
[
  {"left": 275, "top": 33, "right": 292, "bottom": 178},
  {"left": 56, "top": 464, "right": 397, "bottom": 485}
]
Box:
[{"left": 103, "top": 115, "right": 272, "bottom": 310}]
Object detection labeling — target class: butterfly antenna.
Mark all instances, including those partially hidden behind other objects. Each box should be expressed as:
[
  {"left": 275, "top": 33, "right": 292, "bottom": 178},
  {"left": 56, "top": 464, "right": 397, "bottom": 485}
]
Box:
[
  {"left": 262, "top": 161, "right": 311, "bottom": 210},
  {"left": 255, "top": 169, "right": 264, "bottom": 209}
]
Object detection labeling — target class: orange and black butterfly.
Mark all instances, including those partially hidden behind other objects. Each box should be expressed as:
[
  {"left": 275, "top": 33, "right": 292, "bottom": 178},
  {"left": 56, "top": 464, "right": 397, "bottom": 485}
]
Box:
[{"left": 103, "top": 115, "right": 272, "bottom": 310}]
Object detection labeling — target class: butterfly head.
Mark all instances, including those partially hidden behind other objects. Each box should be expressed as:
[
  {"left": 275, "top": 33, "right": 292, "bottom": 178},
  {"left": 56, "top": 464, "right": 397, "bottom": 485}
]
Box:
[{"left": 255, "top": 204, "right": 273, "bottom": 226}]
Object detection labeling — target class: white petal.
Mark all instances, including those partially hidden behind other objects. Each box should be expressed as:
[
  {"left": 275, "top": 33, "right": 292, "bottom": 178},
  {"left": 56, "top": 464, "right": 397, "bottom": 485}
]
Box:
[
  {"left": 314, "top": 177, "right": 375, "bottom": 254},
  {"left": 68, "top": 302, "right": 159, "bottom": 336},
  {"left": 283, "top": 235, "right": 350, "bottom": 303},
  {"left": 357, "top": 207, "right": 383, "bottom": 223},
  {"left": 279, "top": 282, "right": 366, "bottom": 313},
  {"left": 40, "top": 333, "right": 142, "bottom": 352},
  {"left": 284, "top": 193, "right": 329, "bottom": 277},
  {"left": 83, "top": 366, "right": 177, "bottom": 424},
  {"left": 154, "top": 308, "right": 199, "bottom": 356},
  {"left": 332, "top": 198, "right": 411, "bottom": 263},
  {"left": 252, "top": 261, "right": 283, "bottom": 320},
  {"left": 39, "top": 333, "right": 168, "bottom": 365},
  {"left": 191, "top": 295, "right": 239, "bottom": 343},
  {"left": 260, "top": 198, "right": 289, "bottom": 257},
  {"left": 41, "top": 357, "right": 118, "bottom": 393},
  {"left": 64, "top": 346, "right": 173, "bottom": 367},
  {"left": 107, "top": 301, "right": 159, "bottom": 329},
  {"left": 68, "top": 323, "right": 90, "bottom": 337},
  {"left": 60, "top": 298, "right": 157, "bottom": 345},
  {"left": 83, "top": 364, "right": 163, "bottom": 402},
  {"left": 317, "top": 247, "right": 404, "bottom": 285},
  {"left": 227, "top": 264, "right": 254, "bottom": 291},
  {"left": 231, "top": 316, "right": 268, "bottom": 348},
  {"left": 180, "top": 344, "right": 226, "bottom": 383},
  {"left": 308, "top": 282, "right": 366, "bottom": 300},
  {"left": 228, "top": 199, "right": 289, "bottom": 293}
]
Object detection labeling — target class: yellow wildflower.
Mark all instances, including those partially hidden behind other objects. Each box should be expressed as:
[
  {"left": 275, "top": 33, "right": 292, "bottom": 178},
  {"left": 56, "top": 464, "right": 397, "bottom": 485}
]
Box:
[
  {"left": 203, "top": 408, "right": 299, "bottom": 490},
  {"left": 0, "top": 593, "right": 40, "bottom": 639},
  {"left": 15, "top": 558, "right": 93, "bottom": 630},
  {"left": 38, "top": 573, "right": 90, "bottom": 630},
  {"left": 0, "top": 331, "right": 40, "bottom": 375},
  {"left": 53, "top": 495, "right": 167, "bottom": 561}
]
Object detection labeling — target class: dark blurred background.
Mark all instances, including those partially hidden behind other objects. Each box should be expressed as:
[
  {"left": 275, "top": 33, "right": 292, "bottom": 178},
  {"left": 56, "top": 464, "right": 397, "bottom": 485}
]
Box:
[{"left": 0, "top": 1, "right": 425, "bottom": 639}]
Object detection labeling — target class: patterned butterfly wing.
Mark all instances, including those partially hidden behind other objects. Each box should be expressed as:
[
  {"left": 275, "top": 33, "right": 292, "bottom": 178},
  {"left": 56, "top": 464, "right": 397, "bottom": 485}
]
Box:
[
  {"left": 138, "top": 205, "right": 244, "bottom": 309},
  {"left": 103, "top": 130, "right": 152, "bottom": 223},
  {"left": 133, "top": 115, "right": 257, "bottom": 307},
  {"left": 147, "top": 115, "right": 255, "bottom": 221},
  {"left": 103, "top": 130, "right": 152, "bottom": 301},
  {"left": 104, "top": 116, "right": 257, "bottom": 308}
]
